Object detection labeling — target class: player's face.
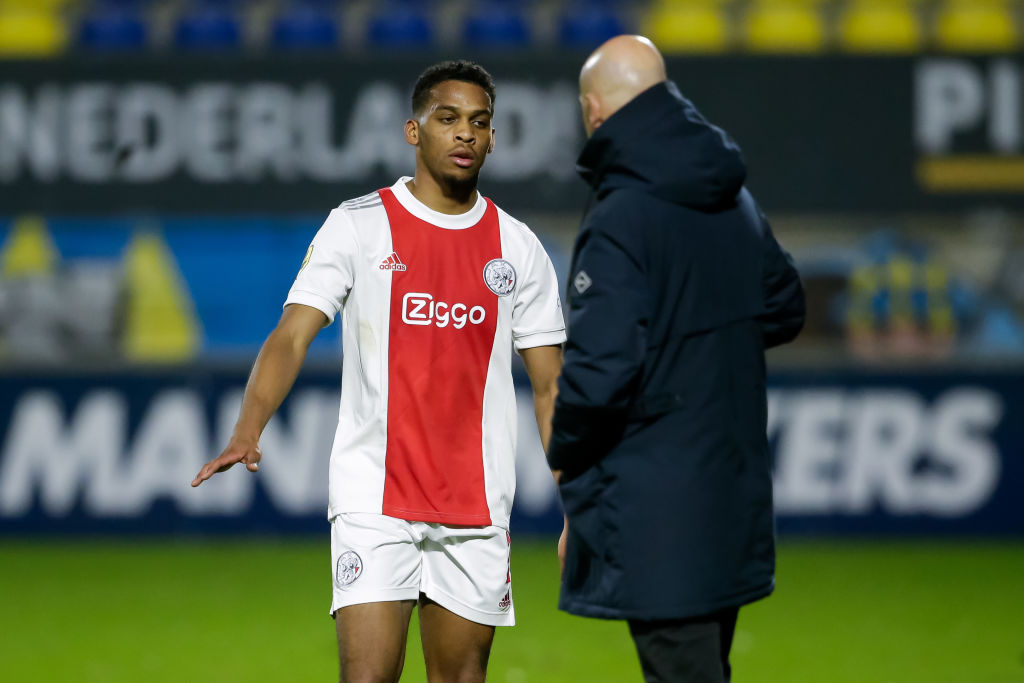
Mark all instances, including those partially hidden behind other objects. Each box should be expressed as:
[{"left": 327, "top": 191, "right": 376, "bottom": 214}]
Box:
[{"left": 407, "top": 80, "right": 494, "bottom": 185}]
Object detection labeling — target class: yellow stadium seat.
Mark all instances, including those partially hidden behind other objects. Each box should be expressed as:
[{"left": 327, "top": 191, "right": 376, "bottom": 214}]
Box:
[
  {"left": 935, "top": 1, "right": 1017, "bottom": 52},
  {"left": 645, "top": 1, "right": 729, "bottom": 54},
  {"left": 0, "top": 6, "right": 67, "bottom": 57},
  {"left": 839, "top": 0, "right": 923, "bottom": 53},
  {"left": 0, "top": 0, "right": 70, "bottom": 8},
  {"left": 744, "top": 0, "right": 827, "bottom": 53},
  {"left": 649, "top": 0, "right": 735, "bottom": 5}
]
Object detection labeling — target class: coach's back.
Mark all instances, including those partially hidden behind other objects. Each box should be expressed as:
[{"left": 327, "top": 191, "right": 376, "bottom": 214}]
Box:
[{"left": 548, "top": 81, "right": 805, "bottom": 620}]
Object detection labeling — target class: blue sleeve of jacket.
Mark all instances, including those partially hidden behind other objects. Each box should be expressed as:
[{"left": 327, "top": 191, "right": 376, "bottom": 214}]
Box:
[
  {"left": 547, "top": 219, "right": 648, "bottom": 477},
  {"left": 757, "top": 215, "right": 805, "bottom": 348}
]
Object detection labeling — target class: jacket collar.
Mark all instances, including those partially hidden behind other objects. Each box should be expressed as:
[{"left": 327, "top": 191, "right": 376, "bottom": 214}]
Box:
[{"left": 576, "top": 81, "right": 680, "bottom": 191}]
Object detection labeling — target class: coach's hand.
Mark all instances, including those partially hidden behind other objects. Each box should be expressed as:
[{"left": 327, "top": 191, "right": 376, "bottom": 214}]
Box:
[
  {"left": 191, "top": 437, "right": 262, "bottom": 487},
  {"left": 558, "top": 516, "right": 568, "bottom": 576}
]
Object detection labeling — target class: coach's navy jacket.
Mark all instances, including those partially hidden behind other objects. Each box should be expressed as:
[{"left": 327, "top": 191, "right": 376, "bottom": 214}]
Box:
[{"left": 547, "top": 81, "right": 805, "bottom": 620}]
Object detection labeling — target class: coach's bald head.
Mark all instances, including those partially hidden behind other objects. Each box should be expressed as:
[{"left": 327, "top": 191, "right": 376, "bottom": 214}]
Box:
[{"left": 579, "top": 35, "right": 667, "bottom": 137}]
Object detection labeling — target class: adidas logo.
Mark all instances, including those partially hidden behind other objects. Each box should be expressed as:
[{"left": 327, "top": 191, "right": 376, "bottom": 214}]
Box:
[
  {"left": 498, "top": 590, "right": 511, "bottom": 611},
  {"left": 379, "top": 252, "right": 407, "bottom": 272}
]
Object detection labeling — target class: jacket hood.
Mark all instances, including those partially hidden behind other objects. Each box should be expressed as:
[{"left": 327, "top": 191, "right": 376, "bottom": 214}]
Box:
[{"left": 576, "top": 81, "right": 747, "bottom": 209}]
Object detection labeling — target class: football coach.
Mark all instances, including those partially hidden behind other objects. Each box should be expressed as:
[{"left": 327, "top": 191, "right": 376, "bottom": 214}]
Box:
[{"left": 547, "top": 36, "right": 806, "bottom": 683}]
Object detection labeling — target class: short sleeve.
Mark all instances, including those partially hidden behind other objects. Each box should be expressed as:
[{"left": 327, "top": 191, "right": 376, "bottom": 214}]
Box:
[
  {"left": 512, "top": 235, "right": 567, "bottom": 350},
  {"left": 284, "top": 208, "right": 358, "bottom": 324}
]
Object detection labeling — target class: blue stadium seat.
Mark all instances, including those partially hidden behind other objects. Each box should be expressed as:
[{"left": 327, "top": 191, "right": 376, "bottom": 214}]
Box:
[
  {"left": 77, "top": 1, "right": 149, "bottom": 51},
  {"left": 367, "top": 1, "right": 433, "bottom": 48},
  {"left": 174, "top": 0, "right": 242, "bottom": 50},
  {"left": 559, "top": 1, "right": 627, "bottom": 49},
  {"left": 271, "top": 1, "right": 340, "bottom": 50},
  {"left": 462, "top": 1, "right": 531, "bottom": 48}
]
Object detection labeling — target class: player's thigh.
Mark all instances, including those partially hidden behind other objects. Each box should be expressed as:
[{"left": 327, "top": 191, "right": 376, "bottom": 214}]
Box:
[
  {"left": 417, "top": 524, "right": 511, "bottom": 682},
  {"left": 330, "top": 513, "right": 423, "bottom": 682},
  {"left": 418, "top": 596, "right": 495, "bottom": 683},
  {"left": 419, "top": 524, "right": 515, "bottom": 627},
  {"left": 336, "top": 600, "right": 416, "bottom": 683}
]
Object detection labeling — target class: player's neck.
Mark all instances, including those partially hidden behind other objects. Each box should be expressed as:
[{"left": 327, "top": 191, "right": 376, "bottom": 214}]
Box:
[{"left": 406, "top": 170, "right": 478, "bottom": 215}]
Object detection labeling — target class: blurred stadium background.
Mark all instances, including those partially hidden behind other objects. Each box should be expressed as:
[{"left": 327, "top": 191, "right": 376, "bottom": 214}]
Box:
[{"left": 1, "top": 1, "right": 1023, "bottom": 682}]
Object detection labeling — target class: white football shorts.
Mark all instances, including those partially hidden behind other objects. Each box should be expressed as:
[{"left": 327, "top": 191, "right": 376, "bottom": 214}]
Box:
[{"left": 329, "top": 512, "right": 515, "bottom": 627}]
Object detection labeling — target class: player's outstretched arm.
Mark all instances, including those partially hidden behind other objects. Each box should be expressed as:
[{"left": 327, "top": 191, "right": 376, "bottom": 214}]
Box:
[{"left": 191, "top": 303, "right": 328, "bottom": 487}]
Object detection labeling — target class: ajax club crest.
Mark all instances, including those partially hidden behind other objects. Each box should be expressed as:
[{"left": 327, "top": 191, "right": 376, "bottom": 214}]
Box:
[
  {"left": 336, "top": 550, "right": 363, "bottom": 589},
  {"left": 483, "top": 259, "right": 516, "bottom": 297}
]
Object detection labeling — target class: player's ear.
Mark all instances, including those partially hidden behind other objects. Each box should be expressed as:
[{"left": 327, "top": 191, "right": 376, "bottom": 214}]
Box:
[
  {"left": 487, "top": 129, "right": 495, "bottom": 154},
  {"left": 405, "top": 119, "right": 419, "bottom": 147}
]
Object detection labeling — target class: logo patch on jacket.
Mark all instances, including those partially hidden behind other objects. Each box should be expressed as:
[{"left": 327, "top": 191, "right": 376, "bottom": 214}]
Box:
[{"left": 573, "top": 270, "right": 592, "bottom": 295}]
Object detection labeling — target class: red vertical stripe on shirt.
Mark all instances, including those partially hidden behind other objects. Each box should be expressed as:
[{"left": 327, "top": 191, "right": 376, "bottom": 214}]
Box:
[{"left": 380, "top": 188, "right": 501, "bottom": 525}]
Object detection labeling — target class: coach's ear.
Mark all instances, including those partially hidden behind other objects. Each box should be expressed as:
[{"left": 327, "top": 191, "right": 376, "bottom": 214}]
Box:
[
  {"left": 581, "top": 91, "right": 604, "bottom": 137},
  {"left": 405, "top": 119, "right": 419, "bottom": 146}
]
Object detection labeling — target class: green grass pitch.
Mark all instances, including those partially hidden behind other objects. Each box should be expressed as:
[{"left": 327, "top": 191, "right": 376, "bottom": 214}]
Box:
[{"left": 1, "top": 538, "right": 1021, "bottom": 682}]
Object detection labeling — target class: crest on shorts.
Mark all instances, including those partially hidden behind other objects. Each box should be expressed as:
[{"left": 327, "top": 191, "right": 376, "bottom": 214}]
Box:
[
  {"left": 336, "top": 550, "right": 363, "bottom": 589},
  {"left": 483, "top": 259, "right": 516, "bottom": 297}
]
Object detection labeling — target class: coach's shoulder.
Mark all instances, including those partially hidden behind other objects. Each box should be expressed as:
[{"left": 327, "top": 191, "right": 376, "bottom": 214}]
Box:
[{"left": 586, "top": 189, "right": 647, "bottom": 239}]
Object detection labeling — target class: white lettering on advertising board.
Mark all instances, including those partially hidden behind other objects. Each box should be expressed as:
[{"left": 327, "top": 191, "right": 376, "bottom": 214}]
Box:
[
  {"left": 770, "top": 387, "right": 1002, "bottom": 516},
  {"left": 0, "top": 386, "right": 1004, "bottom": 520},
  {"left": 916, "top": 59, "right": 1022, "bottom": 154},
  {"left": 0, "top": 81, "right": 581, "bottom": 184}
]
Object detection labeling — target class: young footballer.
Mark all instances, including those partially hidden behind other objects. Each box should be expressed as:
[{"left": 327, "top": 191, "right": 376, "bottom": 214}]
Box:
[{"left": 192, "top": 60, "right": 565, "bottom": 683}]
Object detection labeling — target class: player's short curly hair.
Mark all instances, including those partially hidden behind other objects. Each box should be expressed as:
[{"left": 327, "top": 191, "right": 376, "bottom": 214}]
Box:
[{"left": 411, "top": 60, "right": 496, "bottom": 116}]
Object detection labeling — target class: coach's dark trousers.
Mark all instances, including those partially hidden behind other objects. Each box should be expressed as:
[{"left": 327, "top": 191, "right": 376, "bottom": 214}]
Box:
[{"left": 628, "top": 608, "right": 739, "bottom": 683}]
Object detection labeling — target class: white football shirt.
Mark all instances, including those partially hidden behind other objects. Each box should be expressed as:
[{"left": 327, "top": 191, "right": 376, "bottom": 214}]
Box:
[{"left": 285, "top": 177, "right": 566, "bottom": 529}]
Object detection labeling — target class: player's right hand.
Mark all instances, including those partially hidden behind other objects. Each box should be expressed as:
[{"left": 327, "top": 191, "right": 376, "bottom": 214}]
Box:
[{"left": 191, "top": 437, "right": 262, "bottom": 487}]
